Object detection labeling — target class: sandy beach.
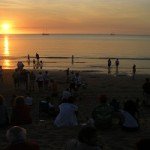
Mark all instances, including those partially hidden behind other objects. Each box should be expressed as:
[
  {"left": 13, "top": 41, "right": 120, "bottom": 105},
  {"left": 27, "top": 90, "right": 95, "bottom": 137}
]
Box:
[{"left": 0, "top": 69, "right": 150, "bottom": 150}]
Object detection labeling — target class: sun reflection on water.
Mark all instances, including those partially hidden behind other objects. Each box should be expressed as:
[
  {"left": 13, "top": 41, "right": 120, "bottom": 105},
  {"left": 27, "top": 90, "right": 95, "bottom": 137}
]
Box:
[
  {"left": 2, "top": 36, "right": 12, "bottom": 69},
  {"left": 4, "top": 36, "right": 10, "bottom": 56}
]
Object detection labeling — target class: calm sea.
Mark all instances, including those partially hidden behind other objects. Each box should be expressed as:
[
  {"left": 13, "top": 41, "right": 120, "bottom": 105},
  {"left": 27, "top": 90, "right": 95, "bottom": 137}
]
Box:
[{"left": 0, "top": 34, "right": 150, "bottom": 74}]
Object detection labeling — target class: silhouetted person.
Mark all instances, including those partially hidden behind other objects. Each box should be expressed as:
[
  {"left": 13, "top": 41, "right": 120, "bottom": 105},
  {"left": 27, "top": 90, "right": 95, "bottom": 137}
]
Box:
[
  {"left": 35, "top": 53, "right": 40, "bottom": 62},
  {"left": 29, "top": 71, "right": 36, "bottom": 91},
  {"left": 33, "top": 59, "right": 36, "bottom": 69},
  {"left": 27, "top": 54, "right": 30, "bottom": 65},
  {"left": 66, "top": 68, "right": 70, "bottom": 82},
  {"left": 39, "top": 60, "right": 43, "bottom": 69},
  {"left": 119, "top": 100, "right": 139, "bottom": 131},
  {"left": 115, "top": 58, "right": 119, "bottom": 68},
  {"left": 11, "top": 96, "right": 32, "bottom": 125},
  {"left": 71, "top": 55, "right": 74, "bottom": 64},
  {"left": 132, "top": 64, "right": 136, "bottom": 80},
  {"left": 4, "top": 126, "right": 40, "bottom": 150},
  {"left": 65, "top": 126, "right": 102, "bottom": 150},
  {"left": 0, "top": 95, "right": 9, "bottom": 128},
  {"left": 115, "top": 58, "right": 119, "bottom": 75},
  {"left": 108, "top": 58, "right": 111, "bottom": 74}
]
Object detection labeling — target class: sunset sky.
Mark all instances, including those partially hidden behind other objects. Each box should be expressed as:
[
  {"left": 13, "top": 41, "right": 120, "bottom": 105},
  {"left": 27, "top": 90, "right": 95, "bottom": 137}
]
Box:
[{"left": 0, "top": 0, "right": 150, "bottom": 34}]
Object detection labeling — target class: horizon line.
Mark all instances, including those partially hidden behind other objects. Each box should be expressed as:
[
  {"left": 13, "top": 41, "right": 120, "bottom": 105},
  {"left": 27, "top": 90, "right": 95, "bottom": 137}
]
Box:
[{"left": 0, "top": 33, "right": 150, "bottom": 36}]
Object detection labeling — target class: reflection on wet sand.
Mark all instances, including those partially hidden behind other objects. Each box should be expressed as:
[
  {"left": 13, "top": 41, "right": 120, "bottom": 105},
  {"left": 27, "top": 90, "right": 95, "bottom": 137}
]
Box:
[{"left": 3, "top": 60, "right": 11, "bottom": 69}]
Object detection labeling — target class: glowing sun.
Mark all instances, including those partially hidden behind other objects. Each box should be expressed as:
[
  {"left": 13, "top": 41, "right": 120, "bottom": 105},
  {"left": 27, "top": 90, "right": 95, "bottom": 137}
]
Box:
[{"left": 1, "top": 23, "right": 11, "bottom": 33}]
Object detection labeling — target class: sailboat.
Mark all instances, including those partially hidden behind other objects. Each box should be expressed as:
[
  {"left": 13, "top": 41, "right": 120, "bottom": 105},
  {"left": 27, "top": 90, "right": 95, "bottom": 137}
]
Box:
[
  {"left": 42, "top": 33, "right": 49, "bottom": 35},
  {"left": 42, "top": 26, "right": 49, "bottom": 35}
]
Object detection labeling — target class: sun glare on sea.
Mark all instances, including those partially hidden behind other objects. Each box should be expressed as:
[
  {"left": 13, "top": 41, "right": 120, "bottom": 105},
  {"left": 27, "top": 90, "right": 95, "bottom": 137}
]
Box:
[
  {"left": 4, "top": 36, "right": 10, "bottom": 56},
  {"left": 1, "top": 23, "right": 11, "bottom": 34}
]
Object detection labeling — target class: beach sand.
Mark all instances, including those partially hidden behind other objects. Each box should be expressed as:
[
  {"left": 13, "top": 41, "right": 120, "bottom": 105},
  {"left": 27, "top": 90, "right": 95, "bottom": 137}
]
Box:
[{"left": 0, "top": 69, "right": 150, "bottom": 150}]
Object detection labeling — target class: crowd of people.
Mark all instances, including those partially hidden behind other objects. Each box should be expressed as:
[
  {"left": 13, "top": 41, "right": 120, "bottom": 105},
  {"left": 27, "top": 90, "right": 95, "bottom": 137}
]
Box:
[
  {"left": 0, "top": 58, "right": 150, "bottom": 150},
  {"left": 0, "top": 74, "right": 150, "bottom": 149}
]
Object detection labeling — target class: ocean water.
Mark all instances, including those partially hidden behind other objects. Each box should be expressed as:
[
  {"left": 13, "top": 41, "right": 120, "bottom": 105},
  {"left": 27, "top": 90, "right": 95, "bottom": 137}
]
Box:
[{"left": 0, "top": 34, "right": 150, "bottom": 74}]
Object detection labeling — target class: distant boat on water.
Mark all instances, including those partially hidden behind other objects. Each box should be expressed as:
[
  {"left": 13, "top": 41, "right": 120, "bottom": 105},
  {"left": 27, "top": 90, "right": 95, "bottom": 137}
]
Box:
[
  {"left": 42, "top": 33, "right": 49, "bottom": 35},
  {"left": 110, "top": 33, "right": 115, "bottom": 36},
  {"left": 42, "top": 25, "right": 49, "bottom": 35}
]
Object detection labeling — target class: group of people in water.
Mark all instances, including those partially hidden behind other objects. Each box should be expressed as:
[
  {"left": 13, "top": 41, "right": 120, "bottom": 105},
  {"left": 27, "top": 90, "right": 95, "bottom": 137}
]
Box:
[
  {"left": 26, "top": 54, "right": 137, "bottom": 79},
  {"left": 27, "top": 53, "right": 43, "bottom": 69},
  {"left": 107, "top": 58, "right": 136, "bottom": 78}
]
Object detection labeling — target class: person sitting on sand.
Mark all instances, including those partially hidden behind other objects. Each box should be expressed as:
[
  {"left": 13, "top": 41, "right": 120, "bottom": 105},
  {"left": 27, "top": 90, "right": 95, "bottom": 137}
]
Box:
[
  {"left": 61, "top": 88, "right": 72, "bottom": 101},
  {"left": 119, "top": 100, "right": 139, "bottom": 131},
  {"left": 4, "top": 126, "right": 40, "bottom": 150},
  {"left": 136, "top": 138, "right": 150, "bottom": 150},
  {"left": 11, "top": 96, "right": 32, "bottom": 125},
  {"left": 64, "top": 125, "right": 102, "bottom": 150},
  {"left": 142, "top": 78, "right": 150, "bottom": 106},
  {"left": 39, "top": 96, "right": 58, "bottom": 119},
  {"left": 0, "top": 95, "right": 9, "bottom": 128},
  {"left": 24, "top": 93, "right": 33, "bottom": 107},
  {"left": 91, "top": 94, "right": 113, "bottom": 129},
  {"left": 54, "top": 96, "right": 78, "bottom": 127},
  {"left": 110, "top": 98, "right": 120, "bottom": 112}
]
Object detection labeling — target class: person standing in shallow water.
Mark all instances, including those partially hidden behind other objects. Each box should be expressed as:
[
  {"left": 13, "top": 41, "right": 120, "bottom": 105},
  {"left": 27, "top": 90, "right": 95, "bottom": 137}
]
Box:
[
  {"left": 71, "top": 55, "right": 74, "bottom": 64},
  {"left": 35, "top": 53, "right": 40, "bottom": 63},
  {"left": 115, "top": 58, "right": 119, "bottom": 74},
  {"left": 108, "top": 58, "right": 111, "bottom": 74},
  {"left": 132, "top": 64, "right": 136, "bottom": 80},
  {"left": 27, "top": 54, "right": 30, "bottom": 65},
  {"left": 33, "top": 59, "right": 36, "bottom": 69}
]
